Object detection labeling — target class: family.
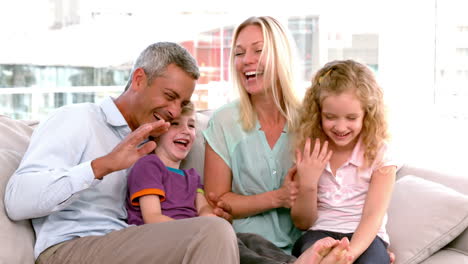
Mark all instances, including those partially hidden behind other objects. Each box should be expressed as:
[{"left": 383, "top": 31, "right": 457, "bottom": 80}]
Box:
[{"left": 4, "top": 16, "right": 397, "bottom": 264}]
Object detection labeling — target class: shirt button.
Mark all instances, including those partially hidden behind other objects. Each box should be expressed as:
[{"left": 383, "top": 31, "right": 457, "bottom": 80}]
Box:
[
  {"left": 83, "top": 183, "right": 89, "bottom": 189},
  {"left": 272, "top": 170, "right": 277, "bottom": 175}
]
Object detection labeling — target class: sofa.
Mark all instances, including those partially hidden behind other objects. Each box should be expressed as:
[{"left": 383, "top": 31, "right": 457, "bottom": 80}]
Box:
[{"left": 1, "top": 113, "right": 468, "bottom": 264}]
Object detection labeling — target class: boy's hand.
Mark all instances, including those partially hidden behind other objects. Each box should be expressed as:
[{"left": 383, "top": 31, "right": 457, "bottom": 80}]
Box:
[{"left": 207, "top": 192, "right": 233, "bottom": 223}]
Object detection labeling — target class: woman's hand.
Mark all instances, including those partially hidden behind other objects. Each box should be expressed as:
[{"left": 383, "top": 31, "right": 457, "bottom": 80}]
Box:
[
  {"left": 206, "top": 192, "right": 233, "bottom": 223},
  {"left": 295, "top": 138, "right": 332, "bottom": 189},
  {"left": 274, "top": 166, "right": 299, "bottom": 208}
]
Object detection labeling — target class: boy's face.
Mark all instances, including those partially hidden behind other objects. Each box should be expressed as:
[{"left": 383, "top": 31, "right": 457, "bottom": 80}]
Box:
[{"left": 155, "top": 112, "right": 196, "bottom": 165}]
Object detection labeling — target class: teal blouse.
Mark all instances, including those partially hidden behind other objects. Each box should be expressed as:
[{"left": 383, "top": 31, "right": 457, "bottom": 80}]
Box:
[{"left": 203, "top": 100, "right": 301, "bottom": 253}]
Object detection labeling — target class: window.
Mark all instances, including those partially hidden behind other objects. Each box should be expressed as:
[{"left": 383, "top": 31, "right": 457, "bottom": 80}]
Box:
[{"left": 1, "top": 0, "right": 467, "bottom": 167}]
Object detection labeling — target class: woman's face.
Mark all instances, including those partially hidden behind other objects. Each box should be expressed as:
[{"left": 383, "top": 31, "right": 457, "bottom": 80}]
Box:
[{"left": 233, "top": 25, "right": 267, "bottom": 96}]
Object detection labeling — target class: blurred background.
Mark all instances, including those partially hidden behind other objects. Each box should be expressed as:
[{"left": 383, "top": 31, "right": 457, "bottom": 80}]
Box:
[{"left": 1, "top": 0, "right": 467, "bottom": 170}]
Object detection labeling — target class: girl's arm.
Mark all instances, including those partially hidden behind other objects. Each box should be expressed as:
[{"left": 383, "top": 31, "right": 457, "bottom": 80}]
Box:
[
  {"left": 204, "top": 143, "right": 297, "bottom": 219},
  {"left": 347, "top": 165, "right": 396, "bottom": 260},
  {"left": 139, "top": 194, "right": 174, "bottom": 224},
  {"left": 196, "top": 192, "right": 216, "bottom": 216},
  {"left": 291, "top": 138, "right": 332, "bottom": 230},
  {"left": 291, "top": 181, "right": 319, "bottom": 230}
]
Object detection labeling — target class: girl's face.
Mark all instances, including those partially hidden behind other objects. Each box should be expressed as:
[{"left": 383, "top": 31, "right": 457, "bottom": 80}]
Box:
[
  {"left": 155, "top": 113, "right": 196, "bottom": 166},
  {"left": 233, "top": 25, "right": 266, "bottom": 96},
  {"left": 321, "top": 90, "right": 364, "bottom": 151}
]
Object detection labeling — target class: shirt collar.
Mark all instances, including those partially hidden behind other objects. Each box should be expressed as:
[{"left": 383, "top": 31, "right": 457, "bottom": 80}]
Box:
[
  {"left": 254, "top": 119, "right": 288, "bottom": 133},
  {"left": 348, "top": 136, "right": 364, "bottom": 167},
  {"left": 100, "top": 96, "right": 129, "bottom": 127}
]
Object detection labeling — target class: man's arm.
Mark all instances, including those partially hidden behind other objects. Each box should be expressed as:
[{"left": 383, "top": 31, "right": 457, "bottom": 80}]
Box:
[
  {"left": 5, "top": 108, "right": 99, "bottom": 220},
  {"left": 4, "top": 107, "right": 168, "bottom": 220}
]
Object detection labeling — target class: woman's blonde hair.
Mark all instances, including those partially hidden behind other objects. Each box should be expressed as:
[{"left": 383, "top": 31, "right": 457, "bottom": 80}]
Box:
[
  {"left": 294, "top": 60, "right": 388, "bottom": 168},
  {"left": 230, "top": 16, "right": 301, "bottom": 131}
]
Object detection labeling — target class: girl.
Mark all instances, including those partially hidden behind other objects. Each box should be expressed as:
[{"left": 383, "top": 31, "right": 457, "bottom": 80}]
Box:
[
  {"left": 203, "top": 16, "right": 354, "bottom": 264},
  {"left": 291, "top": 60, "right": 397, "bottom": 263}
]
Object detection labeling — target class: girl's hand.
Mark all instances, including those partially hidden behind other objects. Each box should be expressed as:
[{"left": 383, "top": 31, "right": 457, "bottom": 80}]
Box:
[
  {"left": 275, "top": 166, "right": 299, "bottom": 208},
  {"left": 295, "top": 138, "right": 333, "bottom": 189}
]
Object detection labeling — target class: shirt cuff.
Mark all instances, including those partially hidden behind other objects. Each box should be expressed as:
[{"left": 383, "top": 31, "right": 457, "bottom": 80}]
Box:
[{"left": 67, "top": 160, "right": 99, "bottom": 191}]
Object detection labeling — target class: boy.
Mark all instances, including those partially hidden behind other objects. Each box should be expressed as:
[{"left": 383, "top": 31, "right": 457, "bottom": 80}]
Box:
[{"left": 126, "top": 102, "right": 215, "bottom": 225}]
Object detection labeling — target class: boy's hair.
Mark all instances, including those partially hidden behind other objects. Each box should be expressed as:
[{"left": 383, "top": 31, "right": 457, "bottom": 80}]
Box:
[
  {"left": 180, "top": 101, "right": 195, "bottom": 118},
  {"left": 125, "top": 42, "right": 200, "bottom": 91},
  {"left": 230, "top": 16, "right": 301, "bottom": 131},
  {"left": 294, "top": 60, "right": 389, "bottom": 167},
  {"left": 151, "top": 101, "right": 196, "bottom": 149}
]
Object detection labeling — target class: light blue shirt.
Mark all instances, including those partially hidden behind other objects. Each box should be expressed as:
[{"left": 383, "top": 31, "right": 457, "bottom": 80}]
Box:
[
  {"left": 203, "top": 100, "right": 301, "bottom": 253},
  {"left": 4, "top": 97, "right": 131, "bottom": 259}
]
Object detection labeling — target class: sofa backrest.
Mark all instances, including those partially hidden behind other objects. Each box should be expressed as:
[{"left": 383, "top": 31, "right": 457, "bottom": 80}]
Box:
[
  {"left": 180, "top": 111, "right": 211, "bottom": 181},
  {"left": 0, "top": 111, "right": 211, "bottom": 264},
  {"left": 0, "top": 116, "right": 36, "bottom": 263}
]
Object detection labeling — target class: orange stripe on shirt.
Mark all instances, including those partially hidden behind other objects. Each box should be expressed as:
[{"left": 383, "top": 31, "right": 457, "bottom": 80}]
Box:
[{"left": 131, "top": 188, "right": 166, "bottom": 206}]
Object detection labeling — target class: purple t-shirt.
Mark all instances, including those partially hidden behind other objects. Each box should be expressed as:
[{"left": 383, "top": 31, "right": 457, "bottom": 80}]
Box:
[{"left": 126, "top": 154, "right": 203, "bottom": 226}]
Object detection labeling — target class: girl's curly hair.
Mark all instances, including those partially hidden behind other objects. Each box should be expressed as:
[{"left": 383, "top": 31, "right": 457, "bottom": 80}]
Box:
[{"left": 293, "top": 60, "right": 389, "bottom": 168}]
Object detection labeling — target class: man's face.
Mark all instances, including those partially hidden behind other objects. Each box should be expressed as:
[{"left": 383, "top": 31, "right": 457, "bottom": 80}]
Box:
[{"left": 133, "top": 64, "right": 196, "bottom": 137}]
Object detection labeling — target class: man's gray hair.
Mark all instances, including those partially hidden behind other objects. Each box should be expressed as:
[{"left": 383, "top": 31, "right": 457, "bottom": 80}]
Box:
[{"left": 125, "top": 42, "right": 199, "bottom": 90}]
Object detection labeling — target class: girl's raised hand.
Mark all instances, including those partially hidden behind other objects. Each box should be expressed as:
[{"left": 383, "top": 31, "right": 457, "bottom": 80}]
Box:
[{"left": 295, "top": 138, "right": 333, "bottom": 188}]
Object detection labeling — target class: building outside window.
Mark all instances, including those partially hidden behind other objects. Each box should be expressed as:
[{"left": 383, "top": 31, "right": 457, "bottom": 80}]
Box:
[{"left": 1, "top": 0, "right": 467, "bottom": 167}]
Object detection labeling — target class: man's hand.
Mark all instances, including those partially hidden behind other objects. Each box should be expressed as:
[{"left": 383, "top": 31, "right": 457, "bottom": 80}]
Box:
[
  {"left": 206, "top": 192, "right": 233, "bottom": 223},
  {"left": 92, "top": 120, "right": 170, "bottom": 179}
]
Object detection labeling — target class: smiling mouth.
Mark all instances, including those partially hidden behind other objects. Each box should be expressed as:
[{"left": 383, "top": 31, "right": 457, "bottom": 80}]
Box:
[
  {"left": 245, "top": 71, "right": 264, "bottom": 80},
  {"left": 153, "top": 113, "right": 164, "bottom": 121},
  {"left": 334, "top": 131, "right": 350, "bottom": 138},
  {"left": 174, "top": 139, "right": 189, "bottom": 147}
]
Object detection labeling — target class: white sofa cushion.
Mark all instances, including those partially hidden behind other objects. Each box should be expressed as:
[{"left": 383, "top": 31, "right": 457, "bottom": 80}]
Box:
[
  {"left": 419, "top": 249, "right": 468, "bottom": 263},
  {"left": 180, "top": 111, "right": 210, "bottom": 181},
  {"left": 387, "top": 175, "right": 468, "bottom": 264},
  {"left": 0, "top": 116, "right": 37, "bottom": 263},
  {"left": 0, "top": 150, "right": 35, "bottom": 263},
  {"left": 0, "top": 115, "right": 36, "bottom": 152}
]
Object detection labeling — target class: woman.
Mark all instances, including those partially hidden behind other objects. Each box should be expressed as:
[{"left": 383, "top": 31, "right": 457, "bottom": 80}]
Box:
[{"left": 203, "top": 16, "right": 302, "bottom": 261}]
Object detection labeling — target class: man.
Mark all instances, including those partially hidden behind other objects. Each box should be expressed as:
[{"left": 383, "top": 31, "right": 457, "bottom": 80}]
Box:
[{"left": 4, "top": 42, "right": 239, "bottom": 264}]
